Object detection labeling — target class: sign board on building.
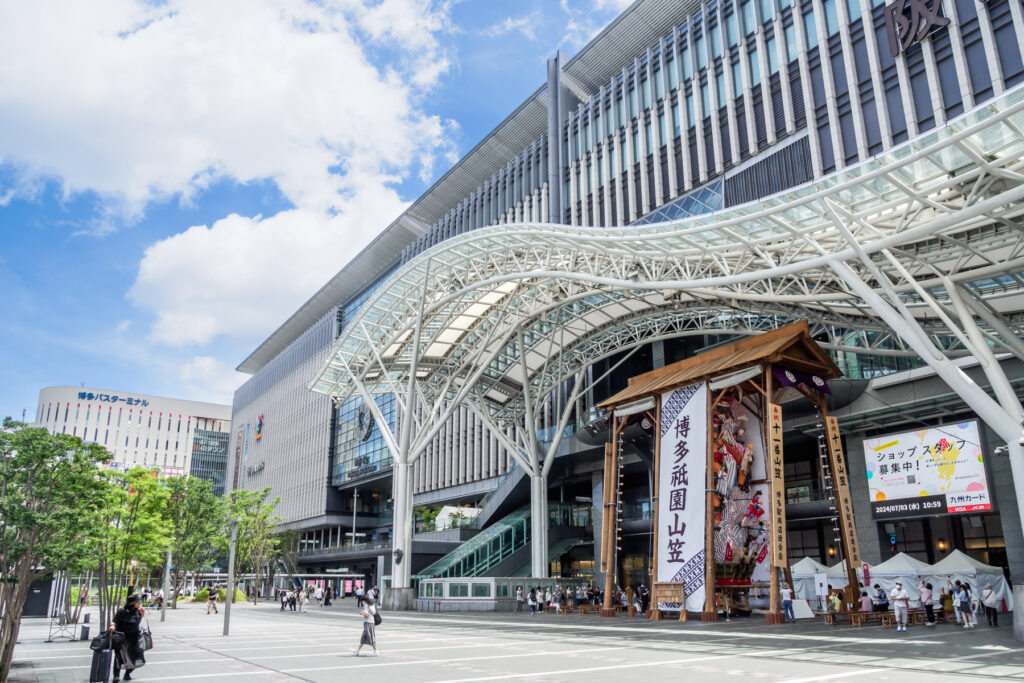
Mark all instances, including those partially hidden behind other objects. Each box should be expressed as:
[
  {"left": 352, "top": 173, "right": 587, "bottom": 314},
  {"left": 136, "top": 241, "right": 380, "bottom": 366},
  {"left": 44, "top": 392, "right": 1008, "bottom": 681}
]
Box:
[
  {"left": 884, "top": 0, "right": 950, "bottom": 58},
  {"left": 863, "top": 421, "right": 991, "bottom": 518},
  {"left": 657, "top": 382, "right": 708, "bottom": 612}
]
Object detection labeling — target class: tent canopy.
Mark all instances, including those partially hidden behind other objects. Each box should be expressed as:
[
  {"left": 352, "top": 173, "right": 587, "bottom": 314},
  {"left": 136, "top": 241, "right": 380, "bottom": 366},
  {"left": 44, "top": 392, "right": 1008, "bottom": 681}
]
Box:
[
  {"left": 790, "top": 557, "right": 830, "bottom": 576},
  {"left": 930, "top": 549, "right": 1000, "bottom": 574},
  {"left": 927, "top": 549, "right": 1014, "bottom": 611},
  {"left": 869, "top": 552, "right": 931, "bottom": 577}
]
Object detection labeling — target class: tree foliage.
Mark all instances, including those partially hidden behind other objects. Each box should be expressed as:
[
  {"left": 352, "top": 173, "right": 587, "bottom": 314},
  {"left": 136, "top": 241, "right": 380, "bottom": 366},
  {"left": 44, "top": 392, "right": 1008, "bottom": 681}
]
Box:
[
  {"left": 163, "top": 476, "right": 226, "bottom": 608},
  {"left": 0, "top": 419, "right": 110, "bottom": 682},
  {"left": 90, "top": 467, "right": 169, "bottom": 627},
  {"left": 228, "top": 488, "right": 281, "bottom": 605}
]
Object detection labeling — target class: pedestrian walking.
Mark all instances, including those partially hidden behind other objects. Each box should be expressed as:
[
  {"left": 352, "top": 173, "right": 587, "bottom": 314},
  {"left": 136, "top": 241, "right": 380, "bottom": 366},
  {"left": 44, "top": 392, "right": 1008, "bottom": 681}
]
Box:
[
  {"left": 919, "top": 581, "right": 935, "bottom": 625},
  {"left": 298, "top": 587, "right": 307, "bottom": 612},
  {"left": 279, "top": 589, "right": 287, "bottom": 611},
  {"left": 288, "top": 589, "right": 296, "bottom": 612},
  {"left": 315, "top": 586, "right": 324, "bottom": 607},
  {"left": 514, "top": 586, "right": 524, "bottom": 613},
  {"left": 109, "top": 594, "right": 145, "bottom": 682},
  {"left": 324, "top": 586, "right": 333, "bottom": 607},
  {"left": 780, "top": 583, "right": 795, "bottom": 623},
  {"left": 353, "top": 596, "right": 380, "bottom": 657},
  {"left": 528, "top": 588, "right": 537, "bottom": 614},
  {"left": 207, "top": 586, "right": 219, "bottom": 615},
  {"left": 890, "top": 581, "right": 910, "bottom": 631},
  {"left": 981, "top": 584, "right": 999, "bottom": 626}
]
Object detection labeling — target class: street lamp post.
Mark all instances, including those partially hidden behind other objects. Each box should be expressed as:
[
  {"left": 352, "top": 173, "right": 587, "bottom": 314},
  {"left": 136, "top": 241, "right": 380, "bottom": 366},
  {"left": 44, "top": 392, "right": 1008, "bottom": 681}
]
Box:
[{"left": 223, "top": 519, "right": 239, "bottom": 636}]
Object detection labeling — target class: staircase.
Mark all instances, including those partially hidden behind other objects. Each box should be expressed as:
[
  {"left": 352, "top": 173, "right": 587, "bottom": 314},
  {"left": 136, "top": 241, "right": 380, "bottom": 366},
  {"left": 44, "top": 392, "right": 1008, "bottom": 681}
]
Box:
[{"left": 415, "top": 503, "right": 592, "bottom": 580}]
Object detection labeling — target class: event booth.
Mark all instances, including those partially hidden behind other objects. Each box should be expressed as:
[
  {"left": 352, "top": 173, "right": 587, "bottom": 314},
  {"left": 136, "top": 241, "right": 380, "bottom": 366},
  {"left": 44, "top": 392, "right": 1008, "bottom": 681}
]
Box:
[{"left": 929, "top": 549, "right": 1014, "bottom": 611}]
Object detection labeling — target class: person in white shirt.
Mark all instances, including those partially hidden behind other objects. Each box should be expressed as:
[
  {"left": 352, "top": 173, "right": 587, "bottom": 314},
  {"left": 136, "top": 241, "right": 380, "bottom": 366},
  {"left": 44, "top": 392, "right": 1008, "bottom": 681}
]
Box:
[
  {"left": 353, "top": 596, "right": 380, "bottom": 656},
  {"left": 981, "top": 583, "right": 999, "bottom": 627},
  {"left": 890, "top": 582, "right": 910, "bottom": 631},
  {"left": 780, "top": 583, "right": 795, "bottom": 623}
]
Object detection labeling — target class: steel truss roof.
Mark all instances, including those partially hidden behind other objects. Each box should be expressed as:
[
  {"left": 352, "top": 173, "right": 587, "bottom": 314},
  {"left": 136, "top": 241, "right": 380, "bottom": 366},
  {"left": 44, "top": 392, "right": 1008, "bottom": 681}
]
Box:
[{"left": 310, "top": 84, "right": 1024, "bottom": 430}]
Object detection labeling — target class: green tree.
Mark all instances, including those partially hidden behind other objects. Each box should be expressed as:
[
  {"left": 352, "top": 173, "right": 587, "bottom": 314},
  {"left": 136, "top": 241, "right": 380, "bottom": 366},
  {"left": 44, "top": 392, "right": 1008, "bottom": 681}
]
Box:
[
  {"left": 228, "top": 488, "right": 281, "bottom": 605},
  {"left": 90, "top": 467, "right": 170, "bottom": 627},
  {"left": 163, "top": 476, "right": 227, "bottom": 608},
  {"left": 0, "top": 419, "right": 110, "bottom": 682}
]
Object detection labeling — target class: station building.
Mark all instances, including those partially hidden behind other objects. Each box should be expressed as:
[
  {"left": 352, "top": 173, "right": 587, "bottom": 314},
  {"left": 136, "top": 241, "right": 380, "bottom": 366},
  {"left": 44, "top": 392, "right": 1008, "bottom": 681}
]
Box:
[
  {"left": 34, "top": 386, "right": 231, "bottom": 494},
  {"left": 228, "top": 0, "right": 1024, "bottom": 598}
]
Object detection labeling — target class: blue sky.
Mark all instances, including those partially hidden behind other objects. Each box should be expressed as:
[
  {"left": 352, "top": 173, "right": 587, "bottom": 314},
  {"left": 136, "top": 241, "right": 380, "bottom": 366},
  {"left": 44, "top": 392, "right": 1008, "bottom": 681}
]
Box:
[{"left": 0, "top": 0, "right": 632, "bottom": 420}]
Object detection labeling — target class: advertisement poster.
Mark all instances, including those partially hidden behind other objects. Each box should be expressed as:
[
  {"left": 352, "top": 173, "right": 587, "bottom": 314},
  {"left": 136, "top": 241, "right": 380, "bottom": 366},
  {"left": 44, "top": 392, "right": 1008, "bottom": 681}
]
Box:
[
  {"left": 863, "top": 421, "right": 991, "bottom": 518},
  {"left": 658, "top": 382, "right": 708, "bottom": 612}
]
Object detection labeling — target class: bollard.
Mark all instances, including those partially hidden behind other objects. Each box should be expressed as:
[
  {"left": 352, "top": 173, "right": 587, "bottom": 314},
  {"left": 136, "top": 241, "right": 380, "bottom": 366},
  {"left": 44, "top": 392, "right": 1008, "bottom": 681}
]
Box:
[{"left": 80, "top": 625, "right": 90, "bottom": 641}]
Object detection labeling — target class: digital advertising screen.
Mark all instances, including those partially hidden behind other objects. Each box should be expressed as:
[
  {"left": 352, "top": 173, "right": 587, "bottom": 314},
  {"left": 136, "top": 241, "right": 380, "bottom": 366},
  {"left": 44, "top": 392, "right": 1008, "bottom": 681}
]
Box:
[{"left": 863, "top": 421, "right": 992, "bottom": 519}]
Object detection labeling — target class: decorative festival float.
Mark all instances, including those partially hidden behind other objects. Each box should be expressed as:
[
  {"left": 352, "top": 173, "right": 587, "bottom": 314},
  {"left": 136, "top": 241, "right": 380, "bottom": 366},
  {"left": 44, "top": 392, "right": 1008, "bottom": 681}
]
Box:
[{"left": 599, "top": 321, "right": 861, "bottom": 623}]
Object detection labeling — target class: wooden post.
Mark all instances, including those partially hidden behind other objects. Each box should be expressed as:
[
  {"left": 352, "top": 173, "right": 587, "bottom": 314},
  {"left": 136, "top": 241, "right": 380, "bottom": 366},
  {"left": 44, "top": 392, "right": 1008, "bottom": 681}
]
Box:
[
  {"left": 702, "top": 386, "right": 717, "bottom": 621},
  {"left": 651, "top": 399, "right": 662, "bottom": 620},
  {"left": 822, "top": 409, "right": 862, "bottom": 607},
  {"left": 601, "top": 419, "right": 622, "bottom": 617},
  {"left": 764, "top": 367, "right": 786, "bottom": 624}
]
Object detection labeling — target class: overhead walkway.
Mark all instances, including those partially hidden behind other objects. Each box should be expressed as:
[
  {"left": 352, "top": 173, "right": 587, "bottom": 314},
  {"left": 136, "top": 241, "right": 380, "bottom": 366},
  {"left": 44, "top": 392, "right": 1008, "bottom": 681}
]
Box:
[{"left": 416, "top": 503, "right": 590, "bottom": 579}]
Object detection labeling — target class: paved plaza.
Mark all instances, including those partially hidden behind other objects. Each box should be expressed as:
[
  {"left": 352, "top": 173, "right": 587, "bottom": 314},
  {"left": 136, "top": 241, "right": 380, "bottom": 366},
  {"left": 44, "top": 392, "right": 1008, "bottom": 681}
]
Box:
[{"left": 10, "top": 602, "right": 1023, "bottom": 682}]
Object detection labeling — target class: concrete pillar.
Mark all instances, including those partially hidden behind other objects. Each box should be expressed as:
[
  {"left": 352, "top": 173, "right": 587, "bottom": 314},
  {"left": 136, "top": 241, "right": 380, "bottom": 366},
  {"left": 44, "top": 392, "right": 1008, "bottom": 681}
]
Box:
[{"left": 530, "top": 473, "right": 549, "bottom": 578}]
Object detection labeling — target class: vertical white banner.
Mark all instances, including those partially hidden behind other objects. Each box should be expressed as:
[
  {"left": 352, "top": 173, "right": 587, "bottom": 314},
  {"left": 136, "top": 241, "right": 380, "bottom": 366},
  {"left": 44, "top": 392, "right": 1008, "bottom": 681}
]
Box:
[{"left": 658, "top": 381, "right": 708, "bottom": 612}]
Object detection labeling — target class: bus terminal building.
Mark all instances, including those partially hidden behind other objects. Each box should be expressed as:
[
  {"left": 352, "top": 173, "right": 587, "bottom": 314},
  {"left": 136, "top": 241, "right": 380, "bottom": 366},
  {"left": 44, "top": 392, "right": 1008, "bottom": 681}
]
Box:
[{"left": 226, "top": 0, "right": 1024, "bottom": 608}]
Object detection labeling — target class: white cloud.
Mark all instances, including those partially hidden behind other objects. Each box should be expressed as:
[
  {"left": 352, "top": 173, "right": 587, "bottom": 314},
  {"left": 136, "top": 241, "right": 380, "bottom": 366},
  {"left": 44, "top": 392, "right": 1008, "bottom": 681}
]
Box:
[
  {"left": 130, "top": 193, "right": 403, "bottom": 346},
  {"left": 0, "top": 0, "right": 460, "bottom": 356},
  {"left": 178, "top": 356, "right": 246, "bottom": 404},
  {"left": 484, "top": 16, "right": 539, "bottom": 41},
  {"left": 0, "top": 0, "right": 455, "bottom": 225},
  {"left": 591, "top": 0, "right": 635, "bottom": 11}
]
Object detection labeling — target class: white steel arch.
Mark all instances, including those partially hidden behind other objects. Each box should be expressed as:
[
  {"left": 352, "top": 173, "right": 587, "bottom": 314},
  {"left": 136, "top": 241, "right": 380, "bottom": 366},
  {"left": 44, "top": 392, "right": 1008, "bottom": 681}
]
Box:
[{"left": 310, "top": 85, "right": 1024, "bottom": 605}]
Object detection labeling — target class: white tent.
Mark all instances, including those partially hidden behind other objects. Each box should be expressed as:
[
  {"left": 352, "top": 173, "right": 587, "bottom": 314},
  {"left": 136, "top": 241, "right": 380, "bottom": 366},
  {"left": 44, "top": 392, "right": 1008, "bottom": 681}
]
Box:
[
  {"left": 927, "top": 550, "right": 1014, "bottom": 611},
  {"left": 790, "top": 557, "right": 829, "bottom": 600},
  {"left": 865, "top": 553, "right": 933, "bottom": 606}
]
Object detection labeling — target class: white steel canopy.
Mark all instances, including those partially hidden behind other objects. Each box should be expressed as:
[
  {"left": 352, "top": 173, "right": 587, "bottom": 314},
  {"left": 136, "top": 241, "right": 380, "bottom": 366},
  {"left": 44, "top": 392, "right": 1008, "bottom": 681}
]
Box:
[
  {"left": 309, "top": 84, "right": 1024, "bottom": 596},
  {"left": 311, "top": 85, "right": 1024, "bottom": 428}
]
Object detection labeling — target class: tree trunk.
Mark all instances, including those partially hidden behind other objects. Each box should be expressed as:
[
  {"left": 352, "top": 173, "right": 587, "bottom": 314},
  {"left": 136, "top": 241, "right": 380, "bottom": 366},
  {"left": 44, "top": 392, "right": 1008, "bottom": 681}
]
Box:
[{"left": 0, "top": 573, "right": 33, "bottom": 683}]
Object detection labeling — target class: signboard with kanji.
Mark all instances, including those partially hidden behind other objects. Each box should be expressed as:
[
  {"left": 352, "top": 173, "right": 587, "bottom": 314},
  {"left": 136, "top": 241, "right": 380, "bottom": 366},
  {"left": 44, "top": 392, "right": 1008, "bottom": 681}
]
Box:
[
  {"left": 824, "top": 416, "right": 861, "bottom": 565},
  {"left": 863, "top": 421, "right": 991, "bottom": 518},
  {"left": 657, "top": 382, "right": 708, "bottom": 612},
  {"left": 767, "top": 402, "right": 787, "bottom": 566}
]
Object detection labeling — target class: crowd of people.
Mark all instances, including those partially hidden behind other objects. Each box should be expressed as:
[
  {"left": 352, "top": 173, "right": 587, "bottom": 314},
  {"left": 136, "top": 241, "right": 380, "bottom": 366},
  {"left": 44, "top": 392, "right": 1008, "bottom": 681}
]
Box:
[
  {"left": 825, "top": 579, "right": 1003, "bottom": 630},
  {"left": 512, "top": 584, "right": 652, "bottom": 614}
]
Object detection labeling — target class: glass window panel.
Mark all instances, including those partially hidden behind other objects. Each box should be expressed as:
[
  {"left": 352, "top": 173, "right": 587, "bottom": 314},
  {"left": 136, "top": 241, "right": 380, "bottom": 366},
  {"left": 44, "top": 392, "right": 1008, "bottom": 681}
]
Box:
[
  {"left": 655, "top": 70, "right": 664, "bottom": 99},
  {"left": 767, "top": 36, "right": 779, "bottom": 73},
  {"left": 742, "top": 0, "right": 755, "bottom": 33},
  {"left": 846, "top": 0, "right": 862, "bottom": 21},
  {"left": 760, "top": 0, "right": 773, "bottom": 23},
  {"left": 659, "top": 113, "right": 667, "bottom": 143},
  {"left": 472, "top": 583, "right": 491, "bottom": 598},
  {"left": 733, "top": 61, "right": 743, "bottom": 96},
  {"left": 749, "top": 47, "right": 761, "bottom": 85},
  {"left": 687, "top": 93, "right": 695, "bottom": 124},
  {"left": 696, "top": 35, "right": 706, "bottom": 68},
  {"left": 701, "top": 83, "right": 710, "bottom": 117},
  {"left": 779, "top": 0, "right": 791, "bottom": 8},
  {"left": 673, "top": 103, "right": 681, "bottom": 135},
  {"left": 645, "top": 121, "right": 652, "bottom": 152},
  {"left": 717, "top": 72, "right": 726, "bottom": 106},
  {"left": 643, "top": 78, "right": 651, "bottom": 108},
  {"left": 584, "top": 122, "right": 591, "bottom": 151},
  {"left": 711, "top": 25, "right": 722, "bottom": 58},
  {"left": 618, "top": 97, "right": 625, "bottom": 126},
  {"left": 682, "top": 46, "right": 692, "bottom": 79},
  {"left": 786, "top": 24, "right": 798, "bottom": 62},
  {"left": 727, "top": 13, "right": 738, "bottom": 46},
  {"left": 630, "top": 87, "right": 638, "bottom": 117},
  {"left": 668, "top": 57, "right": 679, "bottom": 90},
  {"left": 804, "top": 11, "right": 818, "bottom": 49},
  {"left": 824, "top": 0, "right": 839, "bottom": 35}
]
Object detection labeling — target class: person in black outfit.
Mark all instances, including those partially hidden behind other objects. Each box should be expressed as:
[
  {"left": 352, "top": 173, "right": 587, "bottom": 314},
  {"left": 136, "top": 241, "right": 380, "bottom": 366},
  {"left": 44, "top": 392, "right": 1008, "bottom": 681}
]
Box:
[{"left": 109, "top": 594, "right": 145, "bottom": 682}]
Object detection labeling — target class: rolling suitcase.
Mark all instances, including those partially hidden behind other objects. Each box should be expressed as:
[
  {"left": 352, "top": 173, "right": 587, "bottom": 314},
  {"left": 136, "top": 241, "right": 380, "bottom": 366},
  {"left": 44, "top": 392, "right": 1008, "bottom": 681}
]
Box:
[{"left": 89, "top": 645, "right": 113, "bottom": 683}]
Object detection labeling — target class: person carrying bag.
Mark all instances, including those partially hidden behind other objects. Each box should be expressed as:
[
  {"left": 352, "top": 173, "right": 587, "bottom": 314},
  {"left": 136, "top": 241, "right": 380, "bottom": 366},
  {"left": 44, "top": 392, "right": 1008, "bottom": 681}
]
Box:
[{"left": 110, "top": 594, "right": 146, "bottom": 682}]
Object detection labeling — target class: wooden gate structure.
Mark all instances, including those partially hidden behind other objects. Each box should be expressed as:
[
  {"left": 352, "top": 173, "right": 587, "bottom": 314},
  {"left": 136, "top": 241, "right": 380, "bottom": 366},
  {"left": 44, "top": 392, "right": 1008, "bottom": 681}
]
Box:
[{"left": 598, "top": 321, "right": 861, "bottom": 622}]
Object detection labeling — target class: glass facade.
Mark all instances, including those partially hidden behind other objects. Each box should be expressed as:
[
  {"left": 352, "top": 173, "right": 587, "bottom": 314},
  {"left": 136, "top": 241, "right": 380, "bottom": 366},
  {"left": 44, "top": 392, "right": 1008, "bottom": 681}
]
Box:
[
  {"left": 332, "top": 394, "right": 396, "bottom": 487},
  {"left": 190, "top": 429, "right": 229, "bottom": 496}
]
